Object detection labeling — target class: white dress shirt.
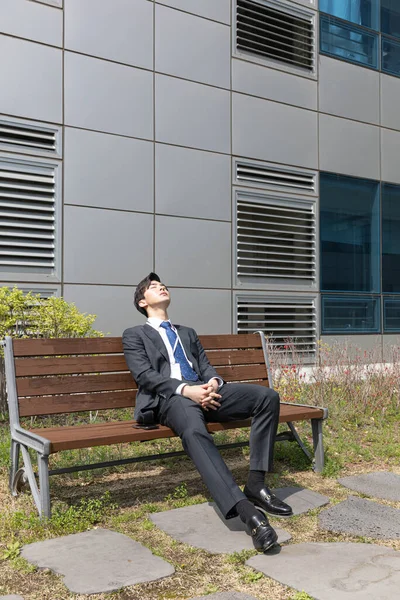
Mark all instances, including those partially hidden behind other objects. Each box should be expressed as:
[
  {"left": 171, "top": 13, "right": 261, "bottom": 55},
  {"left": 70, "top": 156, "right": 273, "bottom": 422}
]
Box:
[{"left": 146, "top": 317, "right": 222, "bottom": 394}]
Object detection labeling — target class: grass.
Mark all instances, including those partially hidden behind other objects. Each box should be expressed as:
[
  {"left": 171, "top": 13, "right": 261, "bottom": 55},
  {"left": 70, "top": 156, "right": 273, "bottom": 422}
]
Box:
[{"left": 1, "top": 350, "right": 400, "bottom": 599}]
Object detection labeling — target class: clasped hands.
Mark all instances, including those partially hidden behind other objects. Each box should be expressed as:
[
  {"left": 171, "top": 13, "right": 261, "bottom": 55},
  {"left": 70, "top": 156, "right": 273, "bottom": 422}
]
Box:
[{"left": 182, "top": 379, "right": 221, "bottom": 410}]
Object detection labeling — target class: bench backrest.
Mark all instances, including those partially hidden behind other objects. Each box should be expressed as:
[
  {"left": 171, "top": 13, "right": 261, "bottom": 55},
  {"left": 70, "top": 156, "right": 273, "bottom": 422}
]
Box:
[{"left": 10, "top": 334, "right": 269, "bottom": 418}]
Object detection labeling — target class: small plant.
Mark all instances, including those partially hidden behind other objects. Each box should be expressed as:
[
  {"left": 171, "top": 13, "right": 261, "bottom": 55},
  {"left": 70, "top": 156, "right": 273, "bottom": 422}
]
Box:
[
  {"left": 290, "top": 592, "right": 314, "bottom": 600},
  {"left": 240, "top": 569, "right": 263, "bottom": 584},
  {"left": 165, "top": 482, "right": 188, "bottom": 502},
  {"left": 2, "top": 540, "right": 21, "bottom": 561}
]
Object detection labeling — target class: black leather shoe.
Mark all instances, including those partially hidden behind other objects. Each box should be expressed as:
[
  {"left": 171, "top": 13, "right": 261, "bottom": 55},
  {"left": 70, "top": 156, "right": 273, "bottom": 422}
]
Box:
[
  {"left": 245, "top": 514, "right": 278, "bottom": 552},
  {"left": 244, "top": 485, "right": 293, "bottom": 518}
]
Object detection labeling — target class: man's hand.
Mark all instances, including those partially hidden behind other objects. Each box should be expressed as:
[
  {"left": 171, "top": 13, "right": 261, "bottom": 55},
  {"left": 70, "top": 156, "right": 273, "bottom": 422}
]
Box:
[{"left": 182, "top": 383, "right": 221, "bottom": 410}]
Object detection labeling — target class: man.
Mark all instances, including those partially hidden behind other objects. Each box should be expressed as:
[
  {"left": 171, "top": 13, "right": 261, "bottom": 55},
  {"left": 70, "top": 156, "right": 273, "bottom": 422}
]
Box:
[{"left": 123, "top": 273, "right": 292, "bottom": 552}]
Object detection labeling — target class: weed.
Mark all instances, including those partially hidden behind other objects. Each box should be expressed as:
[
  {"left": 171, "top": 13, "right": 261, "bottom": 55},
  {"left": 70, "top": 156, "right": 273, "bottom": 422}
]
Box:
[
  {"left": 290, "top": 592, "right": 314, "bottom": 600},
  {"left": 240, "top": 569, "right": 263, "bottom": 584},
  {"left": 1, "top": 540, "right": 21, "bottom": 560}
]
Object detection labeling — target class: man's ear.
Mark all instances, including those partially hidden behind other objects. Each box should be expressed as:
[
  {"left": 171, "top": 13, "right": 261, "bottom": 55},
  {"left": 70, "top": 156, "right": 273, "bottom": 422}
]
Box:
[{"left": 138, "top": 298, "right": 147, "bottom": 309}]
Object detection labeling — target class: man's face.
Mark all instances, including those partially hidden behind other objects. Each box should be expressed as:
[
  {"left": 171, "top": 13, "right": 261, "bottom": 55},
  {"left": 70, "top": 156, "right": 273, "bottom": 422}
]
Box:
[{"left": 140, "top": 280, "right": 170, "bottom": 312}]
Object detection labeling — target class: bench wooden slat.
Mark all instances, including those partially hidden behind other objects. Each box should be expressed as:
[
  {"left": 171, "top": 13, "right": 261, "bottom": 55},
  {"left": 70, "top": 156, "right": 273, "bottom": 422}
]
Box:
[
  {"left": 29, "top": 404, "right": 325, "bottom": 453},
  {"left": 12, "top": 337, "right": 124, "bottom": 357},
  {"left": 17, "top": 373, "right": 136, "bottom": 397},
  {"left": 18, "top": 390, "right": 137, "bottom": 417},
  {"left": 30, "top": 420, "right": 253, "bottom": 452},
  {"left": 199, "top": 334, "right": 263, "bottom": 350},
  {"left": 16, "top": 365, "right": 267, "bottom": 398},
  {"left": 15, "top": 349, "right": 266, "bottom": 377},
  {"left": 15, "top": 355, "right": 129, "bottom": 377},
  {"left": 13, "top": 334, "right": 262, "bottom": 358}
]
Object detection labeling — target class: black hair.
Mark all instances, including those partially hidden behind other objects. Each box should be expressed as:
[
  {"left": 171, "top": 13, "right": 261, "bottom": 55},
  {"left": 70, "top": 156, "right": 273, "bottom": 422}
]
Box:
[{"left": 134, "top": 272, "right": 161, "bottom": 316}]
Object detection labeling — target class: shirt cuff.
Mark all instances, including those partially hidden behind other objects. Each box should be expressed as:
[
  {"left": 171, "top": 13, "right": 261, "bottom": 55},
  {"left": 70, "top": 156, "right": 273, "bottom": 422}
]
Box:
[{"left": 176, "top": 383, "right": 187, "bottom": 395}]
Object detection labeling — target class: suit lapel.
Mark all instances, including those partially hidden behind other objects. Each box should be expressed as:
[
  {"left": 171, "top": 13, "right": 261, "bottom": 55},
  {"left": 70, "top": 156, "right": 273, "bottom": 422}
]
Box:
[{"left": 142, "top": 324, "right": 169, "bottom": 362}]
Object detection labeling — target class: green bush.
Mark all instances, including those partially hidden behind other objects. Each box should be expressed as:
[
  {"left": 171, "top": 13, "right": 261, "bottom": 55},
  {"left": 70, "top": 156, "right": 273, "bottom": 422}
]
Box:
[
  {"left": 0, "top": 286, "right": 103, "bottom": 342},
  {"left": 0, "top": 286, "right": 103, "bottom": 419}
]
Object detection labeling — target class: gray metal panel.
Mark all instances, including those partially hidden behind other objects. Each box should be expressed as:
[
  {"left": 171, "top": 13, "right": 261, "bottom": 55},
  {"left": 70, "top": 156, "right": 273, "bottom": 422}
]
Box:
[
  {"left": 232, "top": 93, "right": 318, "bottom": 168},
  {"left": 383, "top": 334, "right": 400, "bottom": 362},
  {"left": 155, "top": 75, "right": 230, "bottom": 153},
  {"left": 319, "top": 114, "right": 380, "bottom": 180},
  {"left": 168, "top": 288, "right": 232, "bottom": 334},
  {"left": 155, "top": 5, "right": 230, "bottom": 88},
  {"left": 0, "top": 0, "right": 63, "bottom": 46},
  {"left": 155, "top": 144, "right": 231, "bottom": 220},
  {"left": 32, "top": 0, "right": 62, "bottom": 6},
  {"left": 0, "top": 36, "right": 62, "bottom": 124},
  {"left": 319, "top": 56, "right": 379, "bottom": 125},
  {"left": 381, "top": 74, "right": 400, "bottom": 131},
  {"left": 381, "top": 128, "right": 400, "bottom": 184},
  {"left": 320, "top": 335, "right": 382, "bottom": 363},
  {"left": 65, "top": 0, "right": 153, "bottom": 69},
  {"left": 156, "top": 0, "right": 231, "bottom": 24},
  {"left": 63, "top": 284, "right": 142, "bottom": 336},
  {"left": 64, "top": 52, "right": 153, "bottom": 139},
  {"left": 155, "top": 215, "right": 231, "bottom": 288},
  {"left": 232, "top": 59, "right": 317, "bottom": 110},
  {"left": 64, "top": 128, "right": 154, "bottom": 212},
  {"left": 64, "top": 206, "right": 153, "bottom": 285}
]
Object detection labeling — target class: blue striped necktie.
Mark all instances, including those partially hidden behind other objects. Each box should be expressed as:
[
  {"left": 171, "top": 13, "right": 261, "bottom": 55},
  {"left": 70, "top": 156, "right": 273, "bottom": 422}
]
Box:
[{"left": 160, "top": 321, "right": 199, "bottom": 381}]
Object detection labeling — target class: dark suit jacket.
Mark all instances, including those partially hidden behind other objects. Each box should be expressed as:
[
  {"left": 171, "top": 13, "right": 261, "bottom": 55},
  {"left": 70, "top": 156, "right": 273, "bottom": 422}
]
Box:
[{"left": 122, "top": 324, "right": 221, "bottom": 423}]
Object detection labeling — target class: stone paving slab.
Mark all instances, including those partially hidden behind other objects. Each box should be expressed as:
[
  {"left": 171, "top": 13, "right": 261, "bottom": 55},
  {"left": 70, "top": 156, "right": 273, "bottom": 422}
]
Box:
[
  {"left": 246, "top": 542, "right": 400, "bottom": 600},
  {"left": 0, "top": 596, "right": 25, "bottom": 599},
  {"left": 150, "top": 503, "right": 291, "bottom": 554},
  {"left": 319, "top": 496, "right": 400, "bottom": 539},
  {"left": 21, "top": 528, "right": 174, "bottom": 594},
  {"left": 338, "top": 471, "right": 400, "bottom": 501},
  {"left": 273, "top": 486, "right": 329, "bottom": 515},
  {"left": 189, "top": 593, "right": 257, "bottom": 600}
]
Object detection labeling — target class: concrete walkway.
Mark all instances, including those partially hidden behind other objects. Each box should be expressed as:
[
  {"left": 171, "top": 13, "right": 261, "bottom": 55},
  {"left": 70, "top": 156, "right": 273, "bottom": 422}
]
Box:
[{"left": 8, "top": 477, "right": 399, "bottom": 598}]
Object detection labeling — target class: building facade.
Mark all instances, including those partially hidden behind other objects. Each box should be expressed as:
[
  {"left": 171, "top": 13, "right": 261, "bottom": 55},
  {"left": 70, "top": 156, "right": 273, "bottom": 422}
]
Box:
[{"left": 1, "top": 0, "right": 400, "bottom": 361}]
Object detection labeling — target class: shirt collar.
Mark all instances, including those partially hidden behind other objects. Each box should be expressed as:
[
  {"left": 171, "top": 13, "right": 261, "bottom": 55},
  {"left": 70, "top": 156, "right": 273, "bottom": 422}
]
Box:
[{"left": 147, "top": 317, "right": 172, "bottom": 329}]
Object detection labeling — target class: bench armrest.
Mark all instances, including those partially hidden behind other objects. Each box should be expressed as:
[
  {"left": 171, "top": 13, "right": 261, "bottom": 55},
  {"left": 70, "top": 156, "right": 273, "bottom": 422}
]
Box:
[
  {"left": 12, "top": 424, "right": 51, "bottom": 455},
  {"left": 280, "top": 401, "right": 328, "bottom": 420}
]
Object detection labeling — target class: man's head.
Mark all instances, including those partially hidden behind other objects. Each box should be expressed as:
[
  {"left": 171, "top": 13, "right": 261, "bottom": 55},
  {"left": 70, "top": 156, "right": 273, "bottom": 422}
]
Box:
[{"left": 134, "top": 272, "right": 170, "bottom": 317}]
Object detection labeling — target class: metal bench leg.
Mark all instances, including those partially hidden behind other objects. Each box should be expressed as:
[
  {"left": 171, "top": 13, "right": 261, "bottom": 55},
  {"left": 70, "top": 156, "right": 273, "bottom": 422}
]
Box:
[
  {"left": 38, "top": 454, "right": 51, "bottom": 519},
  {"left": 311, "top": 418, "right": 325, "bottom": 473},
  {"left": 9, "top": 439, "right": 20, "bottom": 493},
  {"left": 286, "top": 421, "right": 313, "bottom": 462}
]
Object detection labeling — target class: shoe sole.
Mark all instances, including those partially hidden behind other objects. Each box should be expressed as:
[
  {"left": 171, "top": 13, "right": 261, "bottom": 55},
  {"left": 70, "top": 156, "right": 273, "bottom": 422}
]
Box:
[{"left": 254, "top": 503, "right": 293, "bottom": 519}]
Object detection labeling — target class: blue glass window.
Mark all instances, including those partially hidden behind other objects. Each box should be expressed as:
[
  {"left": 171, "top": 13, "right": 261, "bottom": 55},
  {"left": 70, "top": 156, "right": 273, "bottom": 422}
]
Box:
[
  {"left": 320, "top": 0, "right": 379, "bottom": 31},
  {"left": 381, "top": 0, "right": 400, "bottom": 39},
  {"left": 322, "top": 295, "right": 380, "bottom": 333},
  {"left": 320, "top": 15, "right": 379, "bottom": 68},
  {"left": 320, "top": 173, "right": 380, "bottom": 293},
  {"left": 382, "top": 36, "right": 400, "bottom": 75},
  {"left": 383, "top": 297, "right": 400, "bottom": 331},
  {"left": 382, "top": 184, "right": 400, "bottom": 292}
]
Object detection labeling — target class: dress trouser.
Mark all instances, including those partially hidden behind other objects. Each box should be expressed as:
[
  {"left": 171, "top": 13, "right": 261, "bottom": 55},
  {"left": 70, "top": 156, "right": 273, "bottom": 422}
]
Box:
[{"left": 157, "top": 383, "right": 280, "bottom": 519}]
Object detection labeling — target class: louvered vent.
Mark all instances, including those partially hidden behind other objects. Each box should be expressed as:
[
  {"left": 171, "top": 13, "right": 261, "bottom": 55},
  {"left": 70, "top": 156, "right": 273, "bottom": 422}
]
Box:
[
  {"left": 237, "top": 296, "right": 317, "bottom": 359},
  {"left": 0, "top": 161, "right": 56, "bottom": 272},
  {"left": 236, "top": 0, "right": 314, "bottom": 71},
  {"left": 0, "top": 120, "right": 57, "bottom": 153},
  {"left": 237, "top": 198, "right": 316, "bottom": 282},
  {"left": 237, "top": 162, "right": 315, "bottom": 193}
]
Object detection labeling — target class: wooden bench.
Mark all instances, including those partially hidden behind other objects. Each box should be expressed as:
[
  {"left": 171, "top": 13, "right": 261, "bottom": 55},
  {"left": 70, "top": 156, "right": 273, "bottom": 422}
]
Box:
[{"left": 3, "top": 332, "right": 328, "bottom": 518}]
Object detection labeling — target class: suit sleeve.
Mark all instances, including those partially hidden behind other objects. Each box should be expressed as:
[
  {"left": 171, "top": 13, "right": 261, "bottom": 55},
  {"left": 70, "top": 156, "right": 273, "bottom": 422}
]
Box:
[
  {"left": 191, "top": 329, "right": 224, "bottom": 384},
  {"left": 123, "top": 328, "right": 182, "bottom": 401}
]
